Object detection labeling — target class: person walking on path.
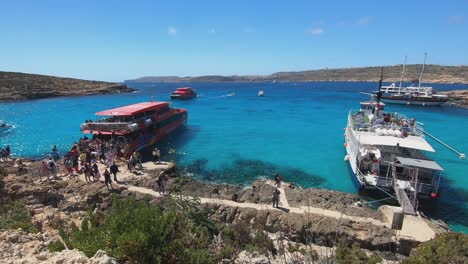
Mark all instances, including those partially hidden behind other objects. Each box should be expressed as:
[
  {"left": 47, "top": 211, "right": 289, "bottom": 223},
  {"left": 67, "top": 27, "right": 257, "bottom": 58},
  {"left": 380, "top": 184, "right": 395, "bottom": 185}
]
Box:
[
  {"left": 133, "top": 151, "right": 143, "bottom": 169},
  {"left": 104, "top": 169, "right": 113, "bottom": 190},
  {"left": 272, "top": 188, "right": 280, "bottom": 208},
  {"left": 110, "top": 162, "right": 119, "bottom": 182},
  {"left": 274, "top": 173, "right": 282, "bottom": 188},
  {"left": 156, "top": 174, "right": 167, "bottom": 195}
]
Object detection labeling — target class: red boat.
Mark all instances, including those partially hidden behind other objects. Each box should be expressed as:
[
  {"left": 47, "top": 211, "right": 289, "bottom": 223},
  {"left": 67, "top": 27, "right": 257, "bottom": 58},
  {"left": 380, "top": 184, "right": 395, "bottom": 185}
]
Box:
[
  {"left": 80, "top": 102, "right": 187, "bottom": 158},
  {"left": 170, "top": 87, "right": 197, "bottom": 100}
]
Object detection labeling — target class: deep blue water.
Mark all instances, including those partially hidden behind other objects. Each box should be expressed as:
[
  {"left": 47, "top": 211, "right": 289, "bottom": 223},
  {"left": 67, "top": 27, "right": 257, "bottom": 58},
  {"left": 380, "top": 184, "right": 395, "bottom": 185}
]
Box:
[{"left": 1, "top": 82, "right": 468, "bottom": 232}]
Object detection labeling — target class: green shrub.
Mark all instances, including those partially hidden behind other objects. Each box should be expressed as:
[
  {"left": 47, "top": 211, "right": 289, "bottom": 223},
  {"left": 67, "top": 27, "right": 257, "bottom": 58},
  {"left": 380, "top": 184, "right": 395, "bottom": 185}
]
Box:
[
  {"left": 0, "top": 200, "right": 38, "bottom": 233},
  {"left": 59, "top": 195, "right": 220, "bottom": 263},
  {"left": 402, "top": 232, "right": 468, "bottom": 264},
  {"left": 335, "top": 241, "right": 382, "bottom": 264},
  {"left": 47, "top": 240, "right": 66, "bottom": 252}
]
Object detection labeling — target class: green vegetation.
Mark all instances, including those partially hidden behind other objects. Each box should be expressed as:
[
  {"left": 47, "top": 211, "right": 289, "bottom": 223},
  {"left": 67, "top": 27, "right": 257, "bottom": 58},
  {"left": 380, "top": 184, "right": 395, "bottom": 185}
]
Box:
[
  {"left": 47, "top": 240, "right": 66, "bottom": 252},
  {"left": 0, "top": 200, "right": 38, "bottom": 233},
  {"left": 58, "top": 195, "right": 277, "bottom": 263},
  {"left": 403, "top": 232, "right": 468, "bottom": 264},
  {"left": 335, "top": 241, "right": 382, "bottom": 264}
]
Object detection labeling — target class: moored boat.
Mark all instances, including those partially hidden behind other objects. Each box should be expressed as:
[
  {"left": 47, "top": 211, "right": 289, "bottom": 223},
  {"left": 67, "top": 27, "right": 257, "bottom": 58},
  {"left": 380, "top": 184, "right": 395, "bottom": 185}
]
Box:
[
  {"left": 80, "top": 102, "right": 187, "bottom": 159},
  {"left": 345, "top": 71, "right": 445, "bottom": 214},
  {"left": 258, "top": 90, "right": 264, "bottom": 97},
  {"left": 170, "top": 87, "right": 197, "bottom": 100},
  {"left": 379, "top": 54, "right": 448, "bottom": 106}
]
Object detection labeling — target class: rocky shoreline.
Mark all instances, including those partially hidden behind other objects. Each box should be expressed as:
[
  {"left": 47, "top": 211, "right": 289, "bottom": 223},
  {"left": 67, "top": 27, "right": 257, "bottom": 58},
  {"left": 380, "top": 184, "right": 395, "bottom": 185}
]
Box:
[
  {"left": 0, "top": 157, "right": 451, "bottom": 263},
  {"left": 0, "top": 71, "right": 137, "bottom": 102},
  {"left": 441, "top": 90, "right": 468, "bottom": 108}
]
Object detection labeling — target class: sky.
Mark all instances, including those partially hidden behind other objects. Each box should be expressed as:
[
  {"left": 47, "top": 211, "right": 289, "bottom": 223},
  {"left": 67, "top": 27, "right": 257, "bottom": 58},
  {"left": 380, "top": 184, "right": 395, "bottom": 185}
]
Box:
[{"left": 0, "top": 0, "right": 467, "bottom": 82}]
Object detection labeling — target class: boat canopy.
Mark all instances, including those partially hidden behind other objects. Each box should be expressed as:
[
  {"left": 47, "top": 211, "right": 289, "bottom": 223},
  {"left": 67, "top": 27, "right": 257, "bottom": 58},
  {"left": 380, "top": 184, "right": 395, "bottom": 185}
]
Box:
[
  {"left": 95, "top": 102, "right": 168, "bottom": 116},
  {"left": 396, "top": 156, "right": 444, "bottom": 171},
  {"left": 356, "top": 134, "right": 435, "bottom": 152}
]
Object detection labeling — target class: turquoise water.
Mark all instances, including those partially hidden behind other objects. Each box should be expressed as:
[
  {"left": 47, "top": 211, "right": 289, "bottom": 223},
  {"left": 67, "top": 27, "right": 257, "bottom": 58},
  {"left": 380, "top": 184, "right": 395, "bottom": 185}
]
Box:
[{"left": 1, "top": 82, "right": 468, "bottom": 232}]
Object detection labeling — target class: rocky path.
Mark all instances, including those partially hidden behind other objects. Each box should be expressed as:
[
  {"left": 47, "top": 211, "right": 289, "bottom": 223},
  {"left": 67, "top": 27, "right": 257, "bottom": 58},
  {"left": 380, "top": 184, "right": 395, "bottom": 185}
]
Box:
[{"left": 70, "top": 161, "right": 438, "bottom": 243}]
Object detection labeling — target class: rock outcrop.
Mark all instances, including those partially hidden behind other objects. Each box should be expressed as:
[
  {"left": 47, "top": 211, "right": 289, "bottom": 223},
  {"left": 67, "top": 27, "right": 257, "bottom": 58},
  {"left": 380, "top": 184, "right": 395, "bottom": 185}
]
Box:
[
  {"left": 0, "top": 71, "right": 136, "bottom": 101},
  {"left": 441, "top": 90, "right": 468, "bottom": 108}
]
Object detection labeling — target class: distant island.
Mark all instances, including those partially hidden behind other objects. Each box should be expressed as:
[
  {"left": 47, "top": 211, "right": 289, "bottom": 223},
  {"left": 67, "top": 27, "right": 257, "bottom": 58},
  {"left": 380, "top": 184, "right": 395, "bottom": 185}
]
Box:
[
  {"left": 126, "top": 64, "right": 468, "bottom": 84},
  {"left": 0, "top": 71, "right": 136, "bottom": 102}
]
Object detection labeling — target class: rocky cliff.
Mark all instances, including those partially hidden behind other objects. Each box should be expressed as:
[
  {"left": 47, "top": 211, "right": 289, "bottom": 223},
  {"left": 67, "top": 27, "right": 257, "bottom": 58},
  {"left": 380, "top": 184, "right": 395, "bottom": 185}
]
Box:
[
  {"left": 0, "top": 71, "right": 136, "bottom": 102},
  {"left": 441, "top": 90, "right": 468, "bottom": 108}
]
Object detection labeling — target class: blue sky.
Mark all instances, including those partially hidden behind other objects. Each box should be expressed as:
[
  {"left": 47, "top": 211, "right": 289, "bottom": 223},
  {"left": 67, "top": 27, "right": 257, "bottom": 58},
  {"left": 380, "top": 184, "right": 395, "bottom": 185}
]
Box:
[{"left": 0, "top": 0, "right": 467, "bottom": 81}]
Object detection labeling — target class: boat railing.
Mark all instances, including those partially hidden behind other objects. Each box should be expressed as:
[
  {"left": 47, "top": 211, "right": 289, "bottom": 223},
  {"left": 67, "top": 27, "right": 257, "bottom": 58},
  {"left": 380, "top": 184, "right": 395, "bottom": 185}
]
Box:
[{"left": 85, "top": 122, "right": 130, "bottom": 132}]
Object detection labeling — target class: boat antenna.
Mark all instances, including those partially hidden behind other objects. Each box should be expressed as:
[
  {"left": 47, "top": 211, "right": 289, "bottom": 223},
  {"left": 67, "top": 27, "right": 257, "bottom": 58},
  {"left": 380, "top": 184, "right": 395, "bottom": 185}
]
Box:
[
  {"left": 398, "top": 56, "right": 407, "bottom": 94},
  {"left": 418, "top": 52, "right": 427, "bottom": 88}
]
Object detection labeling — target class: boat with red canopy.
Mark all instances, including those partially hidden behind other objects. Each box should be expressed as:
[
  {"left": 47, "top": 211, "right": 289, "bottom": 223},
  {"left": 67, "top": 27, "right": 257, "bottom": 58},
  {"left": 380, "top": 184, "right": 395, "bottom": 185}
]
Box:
[
  {"left": 80, "top": 102, "right": 187, "bottom": 158},
  {"left": 170, "top": 87, "right": 197, "bottom": 100}
]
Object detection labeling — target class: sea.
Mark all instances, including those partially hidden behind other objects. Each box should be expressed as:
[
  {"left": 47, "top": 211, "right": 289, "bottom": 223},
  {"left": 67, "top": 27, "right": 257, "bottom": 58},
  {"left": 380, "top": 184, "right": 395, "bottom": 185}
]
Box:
[{"left": 1, "top": 82, "right": 468, "bottom": 232}]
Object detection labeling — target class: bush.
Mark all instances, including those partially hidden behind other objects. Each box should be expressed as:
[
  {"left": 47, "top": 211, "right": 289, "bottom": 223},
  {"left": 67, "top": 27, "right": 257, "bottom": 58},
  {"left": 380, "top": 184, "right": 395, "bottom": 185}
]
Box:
[
  {"left": 335, "top": 241, "right": 382, "bottom": 264},
  {"left": 0, "top": 200, "right": 38, "bottom": 233},
  {"left": 59, "top": 195, "right": 220, "bottom": 263},
  {"left": 48, "top": 240, "right": 66, "bottom": 252},
  {"left": 402, "top": 232, "right": 468, "bottom": 264}
]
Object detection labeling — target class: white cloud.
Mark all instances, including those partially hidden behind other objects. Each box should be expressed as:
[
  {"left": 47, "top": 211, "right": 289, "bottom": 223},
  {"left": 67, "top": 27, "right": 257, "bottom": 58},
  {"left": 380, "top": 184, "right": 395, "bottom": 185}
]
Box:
[
  {"left": 356, "top": 16, "right": 374, "bottom": 25},
  {"left": 448, "top": 15, "right": 464, "bottom": 24},
  {"left": 168, "top": 26, "right": 177, "bottom": 36},
  {"left": 208, "top": 28, "right": 216, "bottom": 34},
  {"left": 306, "top": 27, "right": 324, "bottom": 35}
]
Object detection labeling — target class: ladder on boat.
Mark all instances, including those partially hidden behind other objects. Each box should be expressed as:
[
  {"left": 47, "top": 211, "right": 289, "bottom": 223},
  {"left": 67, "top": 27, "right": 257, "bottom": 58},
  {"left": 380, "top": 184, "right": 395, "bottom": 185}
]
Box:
[{"left": 391, "top": 164, "right": 417, "bottom": 215}]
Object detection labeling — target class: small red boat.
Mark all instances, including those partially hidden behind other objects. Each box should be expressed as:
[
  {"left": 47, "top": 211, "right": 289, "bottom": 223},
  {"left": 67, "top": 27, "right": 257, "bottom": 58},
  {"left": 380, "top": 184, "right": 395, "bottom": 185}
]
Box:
[
  {"left": 170, "top": 87, "right": 197, "bottom": 100},
  {"left": 80, "top": 102, "right": 187, "bottom": 158}
]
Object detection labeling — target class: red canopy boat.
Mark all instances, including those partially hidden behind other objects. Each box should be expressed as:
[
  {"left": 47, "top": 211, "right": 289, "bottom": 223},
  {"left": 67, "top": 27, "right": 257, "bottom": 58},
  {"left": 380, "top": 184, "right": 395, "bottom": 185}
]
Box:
[
  {"left": 80, "top": 102, "right": 187, "bottom": 158},
  {"left": 170, "top": 87, "right": 197, "bottom": 100}
]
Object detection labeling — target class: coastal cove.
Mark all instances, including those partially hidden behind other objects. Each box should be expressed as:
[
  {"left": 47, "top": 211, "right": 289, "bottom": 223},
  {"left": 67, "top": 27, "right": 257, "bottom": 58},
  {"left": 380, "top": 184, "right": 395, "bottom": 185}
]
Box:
[{"left": 1, "top": 81, "right": 468, "bottom": 232}]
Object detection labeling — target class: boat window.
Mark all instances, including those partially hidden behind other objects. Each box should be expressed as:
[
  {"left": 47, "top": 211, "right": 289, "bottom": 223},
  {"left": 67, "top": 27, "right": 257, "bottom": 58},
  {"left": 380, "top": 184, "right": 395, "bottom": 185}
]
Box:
[{"left": 134, "top": 112, "right": 145, "bottom": 120}]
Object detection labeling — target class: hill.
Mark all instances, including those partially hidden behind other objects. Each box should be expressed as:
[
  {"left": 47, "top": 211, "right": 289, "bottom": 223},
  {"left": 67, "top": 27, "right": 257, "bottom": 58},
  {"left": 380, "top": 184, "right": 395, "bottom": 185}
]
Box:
[
  {"left": 125, "top": 64, "right": 468, "bottom": 84},
  {"left": 0, "top": 71, "right": 136, "bottom": 101}
]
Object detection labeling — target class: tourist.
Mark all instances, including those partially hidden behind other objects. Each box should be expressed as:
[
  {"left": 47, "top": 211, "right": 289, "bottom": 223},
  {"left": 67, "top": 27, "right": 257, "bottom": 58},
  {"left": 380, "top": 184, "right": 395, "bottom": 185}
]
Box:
[
  {"left": 83, "top": 162, "right": 91, "bottom": 182},
  {"left": 93, "top": 162, "right": 101, "bottom": 182},
  {"left": 274, "top": 173, "right": 282, "bottom": 188},
  {"left": 47, "top": 157, "right": 57, "bottom": 179},
  {"left": 64, "top": 158, "right": 73, "bottom": 176},
  {"left": 272, "top": 188, "right": 280, "bottom": 208},
  {"left": 133, "top": 151, "right": 143, "bottom": 169},
  {"left": 152, "top": 147, "right": 159, "bottom": 163},
  {"left": 127, "top": 158, "right": 134, "bottom": 173},
  {"left": 110, "top": 162, "right": 119, "bottom": 182},
  {"left": 104, "top": 169, "right": 113, "bottom": 190},
  {"left": 72, "top": 155, "right": 79, "bottom": 173},
  {"left": 51, "top": 146, "right": 60, "bottom": 162},
  {"left": 105, "top": 152, "right": 113, "bottom": 168},
  {"left": 156, "top": 174, "right": 167, "bottom": 195},
  {"left": 5, "top": 145, "right": 10, "bottom": 160}
]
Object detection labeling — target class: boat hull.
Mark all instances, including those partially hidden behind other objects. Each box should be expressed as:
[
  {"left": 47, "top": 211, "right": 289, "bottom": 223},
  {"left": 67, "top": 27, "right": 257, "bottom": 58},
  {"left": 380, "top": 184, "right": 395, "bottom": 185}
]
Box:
[
  {"left": 122, "top": 111, "right": 187, "bottom": 158},
  {"left": 381, "top": 97, "right": 447, "bottom": 106}
]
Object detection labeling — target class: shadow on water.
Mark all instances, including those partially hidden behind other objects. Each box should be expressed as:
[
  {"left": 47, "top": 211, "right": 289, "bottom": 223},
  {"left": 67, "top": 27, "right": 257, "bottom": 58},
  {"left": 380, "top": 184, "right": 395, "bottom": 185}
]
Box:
[
  {"left": 179, "top": 157, "right": 326, "bottom": 187},
  {"left": 139, "top": 124, "right": 200, "bottom": 162},
  {"left": 420, "top": 177, "right": 468, "bottom": 228}
]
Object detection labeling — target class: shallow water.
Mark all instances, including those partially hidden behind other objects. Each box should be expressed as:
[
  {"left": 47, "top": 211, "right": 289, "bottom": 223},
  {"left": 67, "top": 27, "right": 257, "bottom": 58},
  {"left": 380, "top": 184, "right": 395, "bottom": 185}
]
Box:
[{"left": 1, "top": 82, "right": 468, "bottom": 232}]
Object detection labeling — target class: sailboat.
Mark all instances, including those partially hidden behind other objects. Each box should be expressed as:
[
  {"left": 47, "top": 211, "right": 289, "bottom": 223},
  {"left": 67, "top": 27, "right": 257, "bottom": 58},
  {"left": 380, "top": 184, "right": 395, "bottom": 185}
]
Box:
[
  {"left": 258, "top": 90, "right": 264, "bottom": 97},
  {"left": 379, "top": 53, "right": 448, "bottom": 106}
]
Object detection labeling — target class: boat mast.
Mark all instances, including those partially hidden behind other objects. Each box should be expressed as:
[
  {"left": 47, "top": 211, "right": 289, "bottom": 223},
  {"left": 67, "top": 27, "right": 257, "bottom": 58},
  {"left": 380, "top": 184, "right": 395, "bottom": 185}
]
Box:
[
  {"left": 418, "top": 52, "right": 427, "bottom": 88},
  {"left": 374, "top": 68, "right": 384, "bottom": 116},
  {"left": 398, "top": 56, "right": 407, "bottom": 94}
]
